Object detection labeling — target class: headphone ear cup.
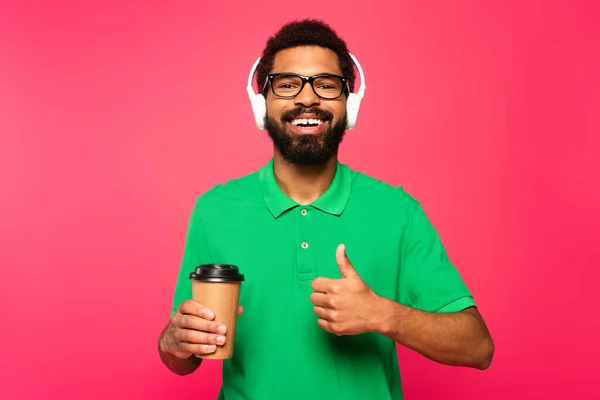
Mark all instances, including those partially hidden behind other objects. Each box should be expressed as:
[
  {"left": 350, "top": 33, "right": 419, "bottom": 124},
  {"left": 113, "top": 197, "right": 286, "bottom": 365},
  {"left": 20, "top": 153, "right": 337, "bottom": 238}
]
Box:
[
  {"left": 250, "top": 93, "right": 267, "bottom": 130},
  {"left": 346, "top": 93, "right": 362, "bottom": 129}
]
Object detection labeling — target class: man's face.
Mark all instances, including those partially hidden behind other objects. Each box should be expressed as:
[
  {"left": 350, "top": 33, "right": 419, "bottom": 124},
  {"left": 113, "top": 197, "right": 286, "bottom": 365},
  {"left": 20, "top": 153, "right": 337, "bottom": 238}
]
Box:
[{"left": 264, "top": 46, "right": 348, "bottom": 166}]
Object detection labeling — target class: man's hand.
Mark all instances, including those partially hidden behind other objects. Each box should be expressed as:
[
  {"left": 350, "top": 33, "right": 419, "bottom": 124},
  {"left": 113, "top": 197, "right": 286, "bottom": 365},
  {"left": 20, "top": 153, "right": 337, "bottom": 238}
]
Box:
[
  {"left": 160, "top": 300, "right": 244, "bottom": 359},
  {"left": 310, "top": 244, "right": 385, "bottom": 336}
]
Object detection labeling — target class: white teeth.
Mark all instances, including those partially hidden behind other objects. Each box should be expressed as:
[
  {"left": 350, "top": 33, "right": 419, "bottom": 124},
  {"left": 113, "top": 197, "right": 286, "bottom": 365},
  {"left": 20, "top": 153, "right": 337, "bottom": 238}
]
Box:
[{"left": 292, "top": 118, "right": 323, "bottom": 126}]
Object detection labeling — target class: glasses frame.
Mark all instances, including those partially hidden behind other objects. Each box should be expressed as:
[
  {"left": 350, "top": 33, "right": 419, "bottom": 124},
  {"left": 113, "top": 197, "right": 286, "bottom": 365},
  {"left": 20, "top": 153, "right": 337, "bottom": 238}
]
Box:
[{"left": 263, "top": 73, "right": 350, "bottom": 100}]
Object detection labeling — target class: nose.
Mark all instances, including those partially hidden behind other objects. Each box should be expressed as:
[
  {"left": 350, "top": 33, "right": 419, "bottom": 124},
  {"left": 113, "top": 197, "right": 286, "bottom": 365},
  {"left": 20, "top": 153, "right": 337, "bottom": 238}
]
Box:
[{"left": 294, "top": 82, "right": 320, "bottom": 108}]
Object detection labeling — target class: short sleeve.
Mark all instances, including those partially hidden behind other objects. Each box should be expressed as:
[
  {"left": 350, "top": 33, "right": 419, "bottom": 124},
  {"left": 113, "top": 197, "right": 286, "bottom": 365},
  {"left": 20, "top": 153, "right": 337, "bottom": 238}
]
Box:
[
  {"left": 170, "top": 199, "right": 214, "bottom": 317},
  {"left": 398, "top": 203, "right": 476, "bottom": 313}
]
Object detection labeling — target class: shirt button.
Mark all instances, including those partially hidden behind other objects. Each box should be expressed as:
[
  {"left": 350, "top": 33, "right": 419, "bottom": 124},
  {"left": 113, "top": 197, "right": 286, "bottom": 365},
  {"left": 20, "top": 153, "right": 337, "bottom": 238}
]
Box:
[
  {"left": 301, "top": 241, "right": 308, "bottom": 249},
  {"left": 301, "top": 209, "right": 307, "bottom": 216}
]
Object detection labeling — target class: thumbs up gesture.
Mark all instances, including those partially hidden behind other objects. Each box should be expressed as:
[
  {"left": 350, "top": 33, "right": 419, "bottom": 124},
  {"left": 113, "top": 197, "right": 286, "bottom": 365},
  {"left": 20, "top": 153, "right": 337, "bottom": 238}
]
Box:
[{"left": 310, "top": 244, "right": 386, "bottom": 336}]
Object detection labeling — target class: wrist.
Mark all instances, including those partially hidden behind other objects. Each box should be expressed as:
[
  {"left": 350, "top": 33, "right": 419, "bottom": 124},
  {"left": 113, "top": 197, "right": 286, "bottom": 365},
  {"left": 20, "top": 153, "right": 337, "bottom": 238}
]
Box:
[{"left": 373, "top": 296, "right": 409, "bottom": 337}]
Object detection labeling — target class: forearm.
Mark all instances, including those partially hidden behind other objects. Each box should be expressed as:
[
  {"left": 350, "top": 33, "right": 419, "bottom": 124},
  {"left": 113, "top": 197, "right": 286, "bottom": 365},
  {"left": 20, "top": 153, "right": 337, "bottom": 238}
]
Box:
[
  {"left": 158, "top": 323, "right": 202, "bottom": 375},
  {"left": 376, "top": 298, "right": 494, "bottom": 369}
]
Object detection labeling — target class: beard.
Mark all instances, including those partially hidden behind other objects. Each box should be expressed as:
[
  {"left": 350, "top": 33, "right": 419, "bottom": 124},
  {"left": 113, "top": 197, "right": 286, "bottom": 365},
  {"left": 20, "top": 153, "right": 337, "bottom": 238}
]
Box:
[{"left": 265, "top": 106, "right": 347, "bottom": 166}]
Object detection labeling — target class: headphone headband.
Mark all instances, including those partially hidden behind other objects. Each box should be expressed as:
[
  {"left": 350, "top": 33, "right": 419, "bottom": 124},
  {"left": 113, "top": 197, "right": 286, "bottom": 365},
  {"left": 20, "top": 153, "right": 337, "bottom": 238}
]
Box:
[
  {"left": 247, "top": 57, "right": 262, "bottom": 95},
  {"left": 348, "top": 53, "right": 366, "bottom": 98},
  {"left": 246, "top": 52, "right": 366, "bottom": 130}
]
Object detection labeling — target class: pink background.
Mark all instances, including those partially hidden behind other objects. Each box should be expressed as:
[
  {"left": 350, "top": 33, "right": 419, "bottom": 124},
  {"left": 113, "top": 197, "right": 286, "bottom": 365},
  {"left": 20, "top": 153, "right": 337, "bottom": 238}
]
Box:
[{"left": 1, "top": 1, "right": 598, "bottom": 399}]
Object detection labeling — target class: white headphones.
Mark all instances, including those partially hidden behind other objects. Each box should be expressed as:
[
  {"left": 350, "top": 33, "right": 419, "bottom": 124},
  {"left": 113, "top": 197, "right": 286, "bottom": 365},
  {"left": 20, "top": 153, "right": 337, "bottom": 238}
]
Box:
[{"left": 246, "top": 52, "right": 366, "bottom": 130}]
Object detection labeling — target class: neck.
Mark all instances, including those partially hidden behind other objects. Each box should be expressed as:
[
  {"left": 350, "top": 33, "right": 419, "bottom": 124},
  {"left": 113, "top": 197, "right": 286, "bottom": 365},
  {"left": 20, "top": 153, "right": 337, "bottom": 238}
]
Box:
[{"left": 272, "top": 150, "right": 338, "bottom": 205}]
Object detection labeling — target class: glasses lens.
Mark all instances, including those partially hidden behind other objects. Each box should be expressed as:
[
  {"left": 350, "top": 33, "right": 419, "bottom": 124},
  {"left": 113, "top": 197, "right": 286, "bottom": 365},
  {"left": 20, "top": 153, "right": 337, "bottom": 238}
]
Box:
[
  {"left": 272, "top": 75, "right": 304, "bottom": 97},
  {"left": 313, "top": 76, "right": 344, "bottom": 99}
]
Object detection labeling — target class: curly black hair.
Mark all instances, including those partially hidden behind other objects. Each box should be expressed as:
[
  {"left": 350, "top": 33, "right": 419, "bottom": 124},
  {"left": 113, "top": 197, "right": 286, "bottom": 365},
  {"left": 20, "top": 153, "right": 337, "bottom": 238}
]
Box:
[{"left": 256, "top": 19, "right": 356, "bottom": 95}]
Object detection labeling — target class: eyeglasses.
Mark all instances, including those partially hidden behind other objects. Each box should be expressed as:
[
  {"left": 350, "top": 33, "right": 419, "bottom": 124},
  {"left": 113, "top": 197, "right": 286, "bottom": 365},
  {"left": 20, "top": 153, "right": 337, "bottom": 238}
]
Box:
[{"left": 264, "top": 73, "right": 349, "bottom": 100}]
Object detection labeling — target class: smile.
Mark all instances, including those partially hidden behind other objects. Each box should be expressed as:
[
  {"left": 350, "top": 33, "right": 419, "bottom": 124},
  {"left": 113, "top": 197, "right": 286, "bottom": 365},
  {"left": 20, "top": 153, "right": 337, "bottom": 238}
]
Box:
[{"left": 291, "top": 118, "right": 324, "bottom": 127}]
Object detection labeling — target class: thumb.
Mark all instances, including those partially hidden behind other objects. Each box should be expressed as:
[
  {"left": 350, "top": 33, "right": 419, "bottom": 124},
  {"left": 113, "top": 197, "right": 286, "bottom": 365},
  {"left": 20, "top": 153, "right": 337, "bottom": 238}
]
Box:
[{"left": 336, "top": 244, "right": 358, "bottom": 278}]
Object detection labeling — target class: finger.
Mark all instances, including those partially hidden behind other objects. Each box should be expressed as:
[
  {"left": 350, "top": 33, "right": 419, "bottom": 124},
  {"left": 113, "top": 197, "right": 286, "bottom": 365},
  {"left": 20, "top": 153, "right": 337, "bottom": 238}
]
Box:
[
  {"left": 174, "top": 314, "right": 227, "bottom": 335},
  {"left": 309, "top": 292, "right": 330, "bottom": 308},
  {"left": 178, "top": 300, "right": 215, "bottom": 320},
  {"left": 336, "top": 244, "right": 358, "bottom": 278},
  {"left": 179, "top": 342, "right": 217, "bottom": 355},
  {"left": 176, "top": 329, "right": 227, "bottom": 346},
  {"left": 311, "top": 277, "right": 338, "bottom": 293},
  {"left": 317, "top": 318, "right": 344, "bottom": 336},
  {"left": 313, "top": 305, "right": 342, "bottom": 322},
  {"left": 313, "top": 305, "right": 328, "bottom": 320},
  {"left": 238, "top": 305, "right": 244, "bottom": 316},
  {"left": 317, "top": 317, "right": 332, "bottom": 332}
]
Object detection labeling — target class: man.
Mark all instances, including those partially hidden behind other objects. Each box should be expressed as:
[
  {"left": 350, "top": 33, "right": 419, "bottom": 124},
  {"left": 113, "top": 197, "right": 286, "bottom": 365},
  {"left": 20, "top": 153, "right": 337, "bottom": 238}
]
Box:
[{"left": 158, "top": 19, "right": 494, "bottom": 400}]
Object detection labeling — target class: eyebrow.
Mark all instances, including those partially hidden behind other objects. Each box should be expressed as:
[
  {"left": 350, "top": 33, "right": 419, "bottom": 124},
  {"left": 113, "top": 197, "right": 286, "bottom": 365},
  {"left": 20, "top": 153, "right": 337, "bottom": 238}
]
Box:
[{"left": 269, "top": 72, "right": 343, "bottom": 76}]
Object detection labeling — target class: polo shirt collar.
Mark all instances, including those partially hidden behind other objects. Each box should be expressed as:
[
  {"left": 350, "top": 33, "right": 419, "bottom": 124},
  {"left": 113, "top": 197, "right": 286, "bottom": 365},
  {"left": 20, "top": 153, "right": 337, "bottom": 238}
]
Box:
[{"left": 258, "top": 158, "right": 352, "bottom": 218}]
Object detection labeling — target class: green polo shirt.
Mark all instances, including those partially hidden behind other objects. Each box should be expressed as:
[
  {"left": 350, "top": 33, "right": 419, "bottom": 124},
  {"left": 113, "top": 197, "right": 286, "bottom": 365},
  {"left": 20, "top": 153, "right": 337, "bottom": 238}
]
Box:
[{"left": 170, "top": 158, "right": 475, "bottom": 400}]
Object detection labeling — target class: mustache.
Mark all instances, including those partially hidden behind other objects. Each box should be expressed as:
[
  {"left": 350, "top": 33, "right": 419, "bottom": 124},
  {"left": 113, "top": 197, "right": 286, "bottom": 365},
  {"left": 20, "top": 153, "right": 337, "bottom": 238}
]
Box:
[{"left": 281, "top": 106, "right": 334, "bottom": 122}]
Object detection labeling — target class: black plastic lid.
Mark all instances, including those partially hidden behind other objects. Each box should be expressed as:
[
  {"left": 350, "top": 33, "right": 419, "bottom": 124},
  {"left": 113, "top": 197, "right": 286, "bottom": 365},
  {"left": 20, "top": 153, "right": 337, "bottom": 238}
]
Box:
[{"left": 189, "top": 264, "right": 245, "bottom": 283}]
